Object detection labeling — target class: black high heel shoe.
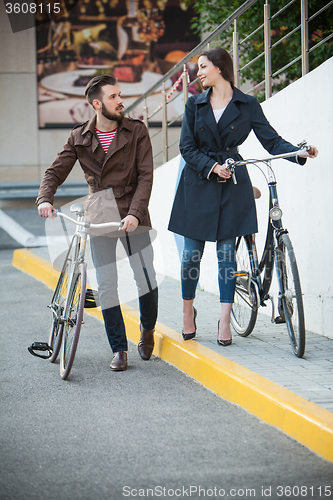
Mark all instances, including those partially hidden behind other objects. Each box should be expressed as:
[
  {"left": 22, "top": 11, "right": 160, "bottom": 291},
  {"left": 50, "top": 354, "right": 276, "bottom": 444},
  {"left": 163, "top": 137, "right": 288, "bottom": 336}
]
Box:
[
  {"left": 182, "top": 307, "right": 197, "bottom": 341},
  {"left": 217, "top": 320, "right": 232, "bottom": 346}
]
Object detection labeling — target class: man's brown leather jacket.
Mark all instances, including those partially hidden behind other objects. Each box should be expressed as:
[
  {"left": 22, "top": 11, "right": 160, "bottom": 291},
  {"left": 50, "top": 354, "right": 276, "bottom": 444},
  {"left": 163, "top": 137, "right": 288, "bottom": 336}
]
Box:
[{"left": 37, "top": 115, "right": 153, "bottom": 228}]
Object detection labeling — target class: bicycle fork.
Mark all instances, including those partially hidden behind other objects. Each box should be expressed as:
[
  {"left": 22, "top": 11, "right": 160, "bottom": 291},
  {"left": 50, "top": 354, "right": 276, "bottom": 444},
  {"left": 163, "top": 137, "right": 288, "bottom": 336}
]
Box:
[
  {"left": 59, "top": 219, "right": 88, "bottom": 327},
  {"left": 269, "top": 180, "right": 289, "bottom": 324},
  {"left": 245, "top": 232, "right": 278, "bottom": 322}
]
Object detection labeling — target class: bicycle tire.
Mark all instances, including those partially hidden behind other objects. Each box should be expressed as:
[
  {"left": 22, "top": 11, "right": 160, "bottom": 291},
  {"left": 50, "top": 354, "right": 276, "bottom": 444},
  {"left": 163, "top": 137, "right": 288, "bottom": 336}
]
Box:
[
  {"left": 60, "top": 263, "right": 87, "bottom": 380},
  {"left": 48, "top": 321, "right": 63, "bottom": 363},
  {"left": 231, "top": 236, "right": 258, "bottom": 337},
  {"left": 275, "top": 233, "right": 305, "bottom": 358},
  {"left": 48, "top": 240, "right": 78, "bottom": 363}
]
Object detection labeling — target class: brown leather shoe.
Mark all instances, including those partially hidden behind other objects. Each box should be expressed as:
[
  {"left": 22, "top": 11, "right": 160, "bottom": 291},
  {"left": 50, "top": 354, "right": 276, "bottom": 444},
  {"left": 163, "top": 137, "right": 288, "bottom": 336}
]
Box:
[
  {"left": 138, "top": 324, "right": 155, "bottom": 360},
  {"left": 110, "top": 351, "right": 127, "bottom": 371}
]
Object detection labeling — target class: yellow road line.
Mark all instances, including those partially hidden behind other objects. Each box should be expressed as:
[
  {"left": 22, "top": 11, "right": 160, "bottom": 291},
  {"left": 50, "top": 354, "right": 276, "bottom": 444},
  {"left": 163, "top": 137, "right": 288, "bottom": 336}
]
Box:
[{"left": 13, "top": 248, "right": 333, "bottom": 462}]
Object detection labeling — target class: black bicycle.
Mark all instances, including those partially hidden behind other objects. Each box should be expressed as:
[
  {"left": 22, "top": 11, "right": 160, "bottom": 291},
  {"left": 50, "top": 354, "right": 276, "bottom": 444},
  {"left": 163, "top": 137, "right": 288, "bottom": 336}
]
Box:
[{"left": 226, "top": 142, "right": 310, "bottom": 358}]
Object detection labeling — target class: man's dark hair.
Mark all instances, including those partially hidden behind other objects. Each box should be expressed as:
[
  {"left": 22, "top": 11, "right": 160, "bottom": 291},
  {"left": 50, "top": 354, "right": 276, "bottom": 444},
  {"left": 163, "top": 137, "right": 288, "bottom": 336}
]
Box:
[
  {"left": 199, "top": 47, "right": 235, "bottom": 88},
  {"left": 85, "top": 75, "right": 118, "bottom": 108}
]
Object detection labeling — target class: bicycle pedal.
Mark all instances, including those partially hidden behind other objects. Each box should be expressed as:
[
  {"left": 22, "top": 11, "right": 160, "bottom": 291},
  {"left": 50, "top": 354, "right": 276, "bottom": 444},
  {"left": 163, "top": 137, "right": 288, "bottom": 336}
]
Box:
[
  {"left": 232, "top": 271, "right": 248, "bottom": 277},
  {"left": 274, "top": 315, "right": 286, "bottom": 324},
  {"left": 28, "top": 342, "right": 53, "bottom": 359},
  {"left": 84, "top": 289, "right": 100, "bottom": 308}
]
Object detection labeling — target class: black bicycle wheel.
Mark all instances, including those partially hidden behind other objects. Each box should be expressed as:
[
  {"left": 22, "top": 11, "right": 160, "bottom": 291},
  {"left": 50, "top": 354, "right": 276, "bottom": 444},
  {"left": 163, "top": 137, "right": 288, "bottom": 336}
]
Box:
[
  {"left": 231, "top": 236, "right": 258, "bottom": 337},
  {"left": 48, "top": 240, "right": 78, "bottom": 363},
  {"left": 275, "top": 233, "right": 305, "bottom": 358},
  {"left": 60, "top": 263, "right": 87, "bottom": 380}
]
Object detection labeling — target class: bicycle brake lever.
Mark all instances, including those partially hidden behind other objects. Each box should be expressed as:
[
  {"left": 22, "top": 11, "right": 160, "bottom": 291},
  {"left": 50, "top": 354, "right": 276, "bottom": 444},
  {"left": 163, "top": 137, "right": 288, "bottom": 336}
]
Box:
[
  {"left": 297, "top": 140, "right": 309, "bottom": 150},
  {"left": 225, "top": 158, "right": 237, "bottom": 185}
]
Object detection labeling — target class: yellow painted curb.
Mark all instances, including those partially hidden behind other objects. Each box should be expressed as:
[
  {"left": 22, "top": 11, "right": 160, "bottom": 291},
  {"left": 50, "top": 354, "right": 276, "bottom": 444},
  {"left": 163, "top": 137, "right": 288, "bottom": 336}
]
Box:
[{"left": 13, "top": 248, "right": 333, "bottom": 462}]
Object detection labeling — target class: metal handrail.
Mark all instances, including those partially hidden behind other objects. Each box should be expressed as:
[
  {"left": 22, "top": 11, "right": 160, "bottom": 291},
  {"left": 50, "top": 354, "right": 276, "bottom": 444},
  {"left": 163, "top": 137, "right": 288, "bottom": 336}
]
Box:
[
  {"left": 125, "top": 0, "right": 258, "bottom": 115},
  {"left": 124, "top": 0, "right": 332, "bottom": 166},
  {"left": 272, "top": 24, "right": 301, "bottom": 49},
  {"left": 244, "top": 0, "right": 332, "bottom": 95},
  {"left": 236, "top": 0, "right": 297, "bottom": 50},
  {"left": 309, "top": 0, "right": 333, "bottom": 22},
  {"left": 271, "top": 0, "right": 298, "bottom": 20},
  {"left": 310, "top": 32, "right": 333, "bottom": 52}
]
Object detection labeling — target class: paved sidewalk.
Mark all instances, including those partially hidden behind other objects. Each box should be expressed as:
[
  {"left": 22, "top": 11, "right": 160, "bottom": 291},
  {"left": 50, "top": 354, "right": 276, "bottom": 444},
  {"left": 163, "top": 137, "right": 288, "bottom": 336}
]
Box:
[
  {"left": 4, "top": 248, "right": 333, "bottom": 500},
  {"left": 153, "top": 277, "right": 333, "bottom": 413},
  {"left": 4, "top": 207, "right": 333, "bottom": 414},
  {"left": 28, "top": 245, "right": 333, "bottom": 413},
  {"left": 13, "top": 246, "right": 333, "bottom": 461}
]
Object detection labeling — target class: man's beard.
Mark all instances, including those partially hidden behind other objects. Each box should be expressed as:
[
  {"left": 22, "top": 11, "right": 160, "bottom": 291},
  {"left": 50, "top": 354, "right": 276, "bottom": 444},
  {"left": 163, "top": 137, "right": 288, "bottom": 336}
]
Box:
[{"left": 101, "top": 102, "right": 124, "bottom": 123}]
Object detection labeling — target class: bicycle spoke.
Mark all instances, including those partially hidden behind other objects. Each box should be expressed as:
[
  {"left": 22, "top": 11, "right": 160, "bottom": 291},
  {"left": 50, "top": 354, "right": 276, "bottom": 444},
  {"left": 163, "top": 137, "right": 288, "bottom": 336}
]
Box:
[
  {"left": 231, "top": 237, "right": 258, "bottom": 337},
  {"left": 60, "top": 263, "right": 87, "bottom": 380},
  {"left": 48, "top": 245, "right": 74, "bottom": 363}
]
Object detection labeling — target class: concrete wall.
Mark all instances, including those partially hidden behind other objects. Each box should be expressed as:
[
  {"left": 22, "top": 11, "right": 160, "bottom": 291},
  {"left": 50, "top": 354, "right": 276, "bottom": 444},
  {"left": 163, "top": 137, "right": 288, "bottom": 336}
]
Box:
[
  {"left": 150, "top": 57, "right": 333, "bottom": 339},
  {"left": 0, "top": 2, "right": 76, "bottom": 183}
]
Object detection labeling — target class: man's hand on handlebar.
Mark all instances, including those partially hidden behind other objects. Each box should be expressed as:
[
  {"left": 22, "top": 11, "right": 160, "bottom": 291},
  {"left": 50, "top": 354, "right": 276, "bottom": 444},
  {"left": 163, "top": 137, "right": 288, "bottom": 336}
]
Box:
[
  {"left": 38, "top": 202, "right": 55, "bottom": 218},
  {"left": 120, "top": 214, "right": 139, "bottom": 232},
  {"left": 298, "top": 145, "right": 318, "bottom": 158}
]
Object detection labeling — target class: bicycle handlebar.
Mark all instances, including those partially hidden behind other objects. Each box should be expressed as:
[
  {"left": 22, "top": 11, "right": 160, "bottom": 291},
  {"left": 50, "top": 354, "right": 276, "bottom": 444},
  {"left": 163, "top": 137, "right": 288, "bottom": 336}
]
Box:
[
  {"left": 224, "top": 141, "right": 310, "bottom": 185},
  {"left": 227, "top": 148, "right": 307, "bottom": 169},
  {"left": 52, "top": 210, "right": 123, "bottom": 229}
]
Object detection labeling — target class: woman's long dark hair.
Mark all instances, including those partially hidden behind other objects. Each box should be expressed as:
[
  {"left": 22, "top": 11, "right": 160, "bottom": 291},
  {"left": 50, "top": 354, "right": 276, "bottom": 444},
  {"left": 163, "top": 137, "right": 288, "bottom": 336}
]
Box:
[{"left": 199, "top": 47, "right": 235, "bottom": 88}]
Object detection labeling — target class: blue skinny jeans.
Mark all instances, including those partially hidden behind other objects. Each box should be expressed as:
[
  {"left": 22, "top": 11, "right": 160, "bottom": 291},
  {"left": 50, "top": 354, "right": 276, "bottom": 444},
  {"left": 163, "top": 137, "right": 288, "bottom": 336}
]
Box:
[{"left": 181, "top": 237, "right": 236, "bottom": 303}]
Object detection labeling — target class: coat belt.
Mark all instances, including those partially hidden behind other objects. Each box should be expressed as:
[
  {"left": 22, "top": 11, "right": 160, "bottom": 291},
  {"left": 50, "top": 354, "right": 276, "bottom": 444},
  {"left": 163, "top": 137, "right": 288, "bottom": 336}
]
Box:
[
  {"left": 89, "top": 186, "right": 115, "bottom": 199},
  {"left": 207, "top": 147, "right": 239, "bottom": 162}
]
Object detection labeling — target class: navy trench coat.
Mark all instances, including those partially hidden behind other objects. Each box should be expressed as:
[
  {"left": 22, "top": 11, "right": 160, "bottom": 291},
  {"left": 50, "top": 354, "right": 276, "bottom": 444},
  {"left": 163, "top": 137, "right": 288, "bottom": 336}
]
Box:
[{"left": 168, "top": 87, "right": 305, "bottom": 242}]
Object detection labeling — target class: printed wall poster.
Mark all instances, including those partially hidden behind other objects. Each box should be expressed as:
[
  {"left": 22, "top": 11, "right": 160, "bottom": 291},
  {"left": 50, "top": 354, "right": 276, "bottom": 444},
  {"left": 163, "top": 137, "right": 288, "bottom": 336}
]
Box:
[{"left": 36, "top": 0, "right": 200, "bottom": 128}]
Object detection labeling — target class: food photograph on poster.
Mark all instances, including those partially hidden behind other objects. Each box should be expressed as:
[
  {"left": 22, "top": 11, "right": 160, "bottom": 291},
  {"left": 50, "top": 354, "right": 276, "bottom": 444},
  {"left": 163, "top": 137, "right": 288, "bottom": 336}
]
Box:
[{"left": 36, "top": 0, "right": 200, "bottom": 128}]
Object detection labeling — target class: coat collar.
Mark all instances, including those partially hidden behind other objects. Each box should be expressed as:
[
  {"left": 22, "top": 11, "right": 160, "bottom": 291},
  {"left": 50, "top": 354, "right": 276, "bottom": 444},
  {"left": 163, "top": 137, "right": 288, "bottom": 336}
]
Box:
[
  {"left": 195, "top": 86, "right": 247, "bottom": 143},
  {"left": 194, "top": 86, "right": 247, "bottom": 106},
  {"left": 80, "top": 115, "right": 131, "bottom": 158},
  {"left": 81, "top": 116, "right": 100, "bottom": 153},
  {"left": 196, "top": 91, "right": 223, "bottom": 149},
  {"left": 81, "top": 115, "right": 134, "bottom": 136}
]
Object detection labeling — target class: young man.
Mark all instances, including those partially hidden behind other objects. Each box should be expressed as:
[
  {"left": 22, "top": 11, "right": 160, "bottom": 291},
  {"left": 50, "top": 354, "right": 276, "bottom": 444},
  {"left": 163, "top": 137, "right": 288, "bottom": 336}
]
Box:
[{"left": 37, "top": 75, "right": 158, "bottom": 372}]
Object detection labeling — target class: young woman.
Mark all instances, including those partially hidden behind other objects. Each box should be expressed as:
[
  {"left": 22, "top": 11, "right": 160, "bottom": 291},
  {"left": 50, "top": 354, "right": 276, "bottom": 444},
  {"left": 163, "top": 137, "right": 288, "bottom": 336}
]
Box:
[{"left": 168, "top": 48, "right": 317, "bottom": 346}]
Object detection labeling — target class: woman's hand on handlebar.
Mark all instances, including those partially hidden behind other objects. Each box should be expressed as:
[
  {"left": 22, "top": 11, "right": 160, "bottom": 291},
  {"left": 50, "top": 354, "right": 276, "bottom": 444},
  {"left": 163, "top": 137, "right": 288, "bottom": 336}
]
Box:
[
  {"left": 298, "top": 145, "right": 318, "bottom": 158},
  {"left": 213, "top": 163, "right": 232, "bottom": 180},
  {"left": 38, "top": 202, "right": 55, "bottom": 218}
]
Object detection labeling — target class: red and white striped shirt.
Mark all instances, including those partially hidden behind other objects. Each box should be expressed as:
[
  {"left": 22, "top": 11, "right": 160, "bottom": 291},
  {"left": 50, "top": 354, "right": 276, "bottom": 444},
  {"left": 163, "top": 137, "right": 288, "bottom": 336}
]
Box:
[{"left": 96, "top": 127, "right": 118, "bottom": 153}]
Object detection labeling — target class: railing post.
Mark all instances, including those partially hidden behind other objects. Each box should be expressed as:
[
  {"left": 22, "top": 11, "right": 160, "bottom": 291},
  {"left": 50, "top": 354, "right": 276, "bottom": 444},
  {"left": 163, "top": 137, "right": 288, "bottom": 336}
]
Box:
[
  {"left": 161, "top": 83, "right": 168, "bottom": 164},
  {"left": 301, "top": 0, "right": 309, "bottom": 75},
  {"left": 233, "top": 19, "right": 240, "bottom": 88},
  {"left": 182, "top": 63, "right": 188, "bottom": 109},
  {"left": 143, "top": 98, "right": 148, "bottom": 129},
  {"left": 264, "top": 1, "right": 272, "bottom": 99}
]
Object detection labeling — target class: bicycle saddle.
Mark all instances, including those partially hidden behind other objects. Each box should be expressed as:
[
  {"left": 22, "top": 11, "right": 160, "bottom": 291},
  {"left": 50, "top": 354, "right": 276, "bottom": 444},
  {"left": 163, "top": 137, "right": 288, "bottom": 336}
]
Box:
[{"left": 70, "top": 203, "right": 84, "bottom": 215}]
